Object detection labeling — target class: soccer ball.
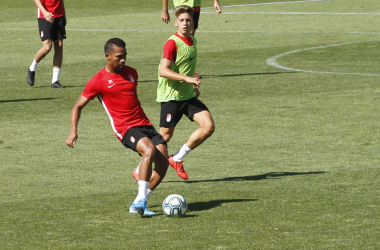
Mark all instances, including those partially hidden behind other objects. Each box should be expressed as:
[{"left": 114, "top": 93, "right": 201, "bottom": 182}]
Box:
[{"left": 162, "top": 194, "right": 188, "bottom": 217}]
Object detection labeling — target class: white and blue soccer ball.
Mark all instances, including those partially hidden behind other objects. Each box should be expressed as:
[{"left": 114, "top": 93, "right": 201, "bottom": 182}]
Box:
[{"left": 162, "top": 194, "right": 188, "bottom": 217}]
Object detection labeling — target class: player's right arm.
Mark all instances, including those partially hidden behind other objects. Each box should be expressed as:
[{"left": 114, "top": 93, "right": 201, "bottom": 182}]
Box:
[
  {"left": 66, "top": 95, "right": 91, "bottom": 148},
  {"left": 34, "top": 0, "right": 54, "bottom": 23},
  {"left": 162, "top": 0, "right": 170, "bottom": 24},
  {"left": 159, "top": 58, "right": 201, "bottom": 87}
]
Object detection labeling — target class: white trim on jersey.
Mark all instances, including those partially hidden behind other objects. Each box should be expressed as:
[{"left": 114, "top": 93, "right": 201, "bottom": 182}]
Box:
[
  {"left": 97, "top": 94, "right": 123, "bottom": 140},
  {"left": 37, "top": 8, "right": 42, "bottom": 18}
]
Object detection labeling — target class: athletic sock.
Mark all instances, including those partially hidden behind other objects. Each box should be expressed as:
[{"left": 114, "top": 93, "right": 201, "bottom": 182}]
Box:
[
  {"left": 29, "top": 59, "right": 38, "bottom": 72},
  {"left": 52, "top": 68, "right": 60, "bottom": 83},
  {"left": 173, "top": 143, "right": 192, "bottom": 162},
  {"left": 146, "top": 188, "right": 153, "bottom": 198},
  {"left": 133, "top": 180, "right": 149, "bottom": 204},
  {"left": 136, "top": 160, "right": 142, "bottom": 174}
]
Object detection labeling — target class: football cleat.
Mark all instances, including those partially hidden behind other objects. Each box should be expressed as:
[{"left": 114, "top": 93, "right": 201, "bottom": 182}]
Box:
[
  {"left": 51, "top": 81, "right": 65, "bottom": 88},
  {"left": 168, "top": 155, "right": 188, "bottom": 180},
  {"left": 27, "top": 68, "right": 35, "bottom": 86},
  {"left": 130, "top": 198, "right": 147, "bottom": 216},
  {"left": 132, "top": 168, "right": 139, "bottom": 182},
  {"left": 129, "top": 206, "right": 156, "bottom": 216}
]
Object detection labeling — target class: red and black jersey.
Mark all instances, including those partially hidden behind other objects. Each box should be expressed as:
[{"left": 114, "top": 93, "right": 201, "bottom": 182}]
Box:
[
  {"left": 82, "top": 66, "right": 152, "bottom": 141},
  {"left": 37, "top": 0, "right": 65, "bottom": 19}
]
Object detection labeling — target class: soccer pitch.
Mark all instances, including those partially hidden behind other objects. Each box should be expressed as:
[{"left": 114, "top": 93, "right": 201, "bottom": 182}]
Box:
[{"left": 1, "top": 0, "right": 380, "bottom": 249}]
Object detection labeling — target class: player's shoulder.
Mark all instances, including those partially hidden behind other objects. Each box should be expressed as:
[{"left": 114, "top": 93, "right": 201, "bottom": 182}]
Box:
[
  {"left": 122, "top": 66, "right": 138, "bottom": 81},
  {"left": 124, "top": 65, "right": 137, "bottom": 75}
]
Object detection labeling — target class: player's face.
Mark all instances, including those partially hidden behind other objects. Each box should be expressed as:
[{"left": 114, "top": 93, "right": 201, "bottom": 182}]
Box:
[
  {"left": 174, "top": 12, "right": 192, "bottom": 37},
  {"left": 106, "top": 46, "right": 127, "bottom": 73}
]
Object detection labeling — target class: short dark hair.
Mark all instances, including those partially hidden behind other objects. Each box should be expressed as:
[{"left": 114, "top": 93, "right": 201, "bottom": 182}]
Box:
[
  {"left": 174, "top": 5, "right": 194, "bottom": 18},
  {"left": 104, "top": 38, "right": 126, "bottom": 54}
]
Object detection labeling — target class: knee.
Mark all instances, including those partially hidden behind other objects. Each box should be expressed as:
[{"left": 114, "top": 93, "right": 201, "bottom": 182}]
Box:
[
  {"left": 141, "top": 145, "right": 156, "bottom": 160},
  {"left": 163, "top": 134, "right": 172, "bottom": 143},
  {"left": 42, "top": 44, "right": 52, "bottom": 55},
  {"left": 205, "top": 125, "right": 215, "bottom": 137}
]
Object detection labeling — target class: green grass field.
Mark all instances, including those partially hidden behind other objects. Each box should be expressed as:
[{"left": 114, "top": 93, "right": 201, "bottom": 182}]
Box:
[{"left": 1, "top": 0, "right": 380, "bottom": 249}]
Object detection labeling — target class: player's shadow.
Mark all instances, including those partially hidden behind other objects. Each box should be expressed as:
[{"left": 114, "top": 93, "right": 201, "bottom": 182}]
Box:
[
  {"left": 165, "top": 171, "right": 328, "bottom": 184},
  {"left": 188, "top": 198, "right": 258, "bottom": 212},
  {"left": 0, "top": 98, "right": 56, "bottom": 103}
]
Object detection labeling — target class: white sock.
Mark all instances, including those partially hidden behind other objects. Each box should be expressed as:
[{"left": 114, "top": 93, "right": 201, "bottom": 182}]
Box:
[
  {"left": 136, "top": 160, "right": 142, "bottom": 174},
  {"left": 29, "top": 59, "right": 38, "bottom": 72},
  {"left": 173, "top": 143, "right": 192, "bottom": 162},
  {"left": 133, "top": 180, "right": 149, "bottom": 204},
  {"left": 52, "top": 68, "right": 60, "bottom": 83},
  {"left": 146, "top": 189, "right": 153, "bottom": 198}
]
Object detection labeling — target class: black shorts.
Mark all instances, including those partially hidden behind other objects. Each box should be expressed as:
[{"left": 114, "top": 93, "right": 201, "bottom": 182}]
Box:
[
  {"left": 121, "top": 125, "right": 167, "bottom": 152},
  {"left": 160, "top": 97, "right": 209, "bottom": 127},
  {"left": 38, "top": 16, "right": 66, "bottom": 41},
  {"left": 193, "top": 11, "right": 200, "bottom": 30}
]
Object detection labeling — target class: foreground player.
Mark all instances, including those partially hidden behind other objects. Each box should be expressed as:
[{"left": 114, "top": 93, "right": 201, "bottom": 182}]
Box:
[
  {"left": 162, "top": 0, "right": 221, "bottom": 36},
  {"left": 66, "top": 38, "right": 169, "bottom": 216},
  {"left": 157, "top": 6, "right": 215, "bottom": 180},
  {"left": 27, "top": 0, "right": 66, "bottom": 88}
]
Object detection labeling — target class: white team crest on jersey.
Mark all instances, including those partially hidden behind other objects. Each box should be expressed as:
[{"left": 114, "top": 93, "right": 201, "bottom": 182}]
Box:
[
  {"left": 130, "top": 136, "right": 135, "bottom": 143},
  {"left": 166, "top": 114, "right": 172, "bottom": 122},
  {"left": 129, "top": 75, "right": 134, "bottom": 83}
]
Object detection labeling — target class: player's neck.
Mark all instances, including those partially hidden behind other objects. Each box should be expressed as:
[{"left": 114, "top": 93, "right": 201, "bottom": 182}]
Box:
[
  {"left": 105, "top": 65, "right": 123, "bottom": 74},
  {"left": 176, "top": 31, "right": 191, "bottom": 39}
]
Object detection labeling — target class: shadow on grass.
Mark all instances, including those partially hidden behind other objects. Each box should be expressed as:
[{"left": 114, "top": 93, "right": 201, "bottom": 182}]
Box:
[
  {"left": 149, "top": 199, "right": 257, "bottom": 216},
  {"left": 136, "top": 72, "right": 297, "bottom": 84},
  {"left": 188, "top": 198, "right": 258, "bottom": 212},
  {"left": 0, "top": 97, "right": 56, "bottom": 103},
  {"left": 201, "top": 71, "right": 298, "bottom": 78},
  {"left": 165, "top": 171, "right": 328, "bottom": 184}
]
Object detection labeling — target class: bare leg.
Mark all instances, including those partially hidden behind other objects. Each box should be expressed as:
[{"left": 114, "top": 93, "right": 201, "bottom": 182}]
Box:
[
  {"left": 148, "top": 143, "right": 169, "bottom": 191},
  {"left": 34, "top": 39, "right": 53, "bottom": 63},
  {"left": 53, "top": 39, "right": 63, "bottom": 69},
  {"left": 160, "top": 127, "right": 175, "bottom": 143},
  {"left": 186, "top": 110, "right": 215, "bottom": 150}
]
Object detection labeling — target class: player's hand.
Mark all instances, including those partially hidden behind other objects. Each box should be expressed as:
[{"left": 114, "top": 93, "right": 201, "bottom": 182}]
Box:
[
  {"left": 214, "top": 2, "right": 221, "bottom": 14},
  {"left": 44, "top": 11, "right": 55, "bottom": 23},
  {"left": 162, "top": 11, "right": 170, "bottom": 24},
  {"left": 66, "top": 132, "right": 78, "bottom": 148},
  {"left": 184, "top": 76, "right": 201, "bottom": 87}
]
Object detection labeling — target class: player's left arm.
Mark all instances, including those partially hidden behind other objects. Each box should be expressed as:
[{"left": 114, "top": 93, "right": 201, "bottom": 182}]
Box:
[{"left": 214, "top": 0, "right": 221, "bottom": 14}]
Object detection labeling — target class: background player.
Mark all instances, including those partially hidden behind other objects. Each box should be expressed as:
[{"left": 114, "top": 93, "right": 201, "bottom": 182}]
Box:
[
  {"left": 66, "top": 38, "right": 169, "bottom": 216},
  {"left": 162, "top": 0, "right": 222, "bottom": 36},
  {"left": 157, "top": 6, "right": 215, "bottom": 180},
  {"left": 27, "top": 0, "right": 66, "bottom": 88}
]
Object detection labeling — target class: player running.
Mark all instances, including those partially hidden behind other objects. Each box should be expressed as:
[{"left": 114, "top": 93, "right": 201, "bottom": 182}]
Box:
[
  {"left": 162, "top": 0, "right": 221, "bottom": 36},
  {"left": 27, "top": 0, "right": 67, "bottom": 88},
  {"left": 66, "top": 38, "right": 169, "bottom": 216},
  {"left": 157, "top": 5, "right": 215, "bottom": 180}
]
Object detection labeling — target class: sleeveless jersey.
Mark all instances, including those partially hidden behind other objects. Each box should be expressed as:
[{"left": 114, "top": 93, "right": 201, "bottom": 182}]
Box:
[
  {"left": 173, "top": 0, "right": 201, "bottom": 7},
  {"left": 157, "top": 34, "right": 197, "bottom": 102}
]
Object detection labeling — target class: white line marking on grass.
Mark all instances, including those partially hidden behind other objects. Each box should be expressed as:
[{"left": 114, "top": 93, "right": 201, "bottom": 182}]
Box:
[
  {"left": 202, "top": 0, "right": 327, "bottom": 9},
  {"left": 266, "top": 41, "right": 380, "bottom": 76},
  {"left": 1, "top": 27, "right": 380, "bottom": 35},
  {"left": 201, "top": 12, "right": 380, "bottom": 15}
]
